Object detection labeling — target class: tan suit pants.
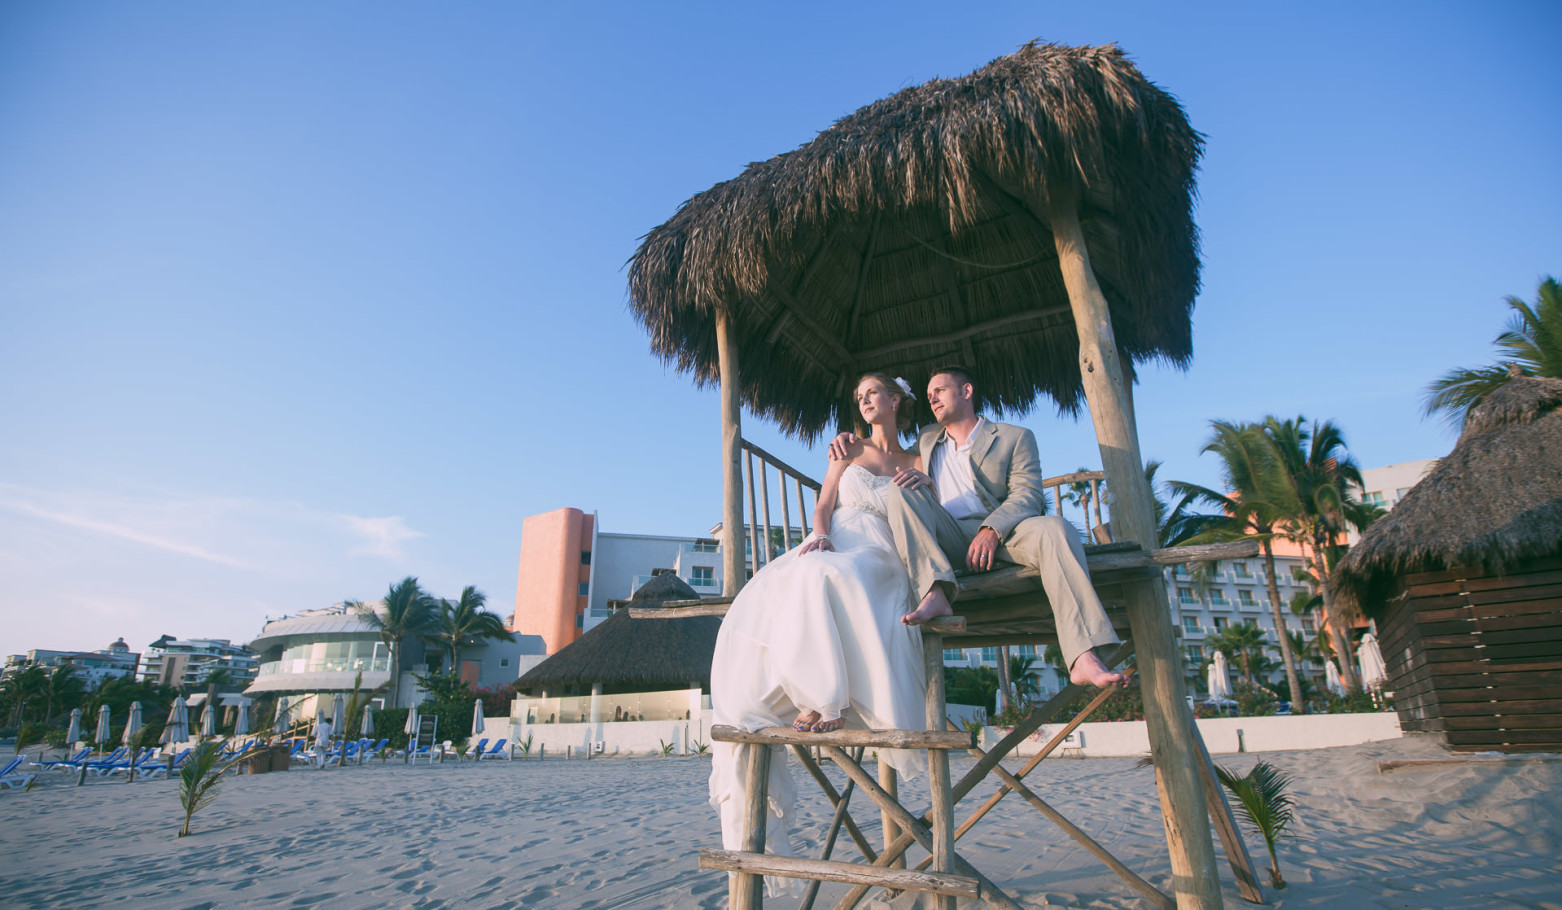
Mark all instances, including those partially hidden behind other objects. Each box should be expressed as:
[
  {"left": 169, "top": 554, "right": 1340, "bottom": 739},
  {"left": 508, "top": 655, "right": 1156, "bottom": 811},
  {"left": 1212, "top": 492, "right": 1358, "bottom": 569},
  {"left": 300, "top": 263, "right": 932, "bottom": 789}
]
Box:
[{"left": 883, "top": 484, "right": 1121, "bottom": 669}]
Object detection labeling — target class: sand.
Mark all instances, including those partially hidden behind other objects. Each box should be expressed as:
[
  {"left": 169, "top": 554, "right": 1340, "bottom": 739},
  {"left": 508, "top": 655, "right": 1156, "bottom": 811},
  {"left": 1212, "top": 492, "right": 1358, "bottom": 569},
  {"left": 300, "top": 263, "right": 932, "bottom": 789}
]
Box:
[{"left": 1, "top": 734, "right": 1559, "bottom": 909}]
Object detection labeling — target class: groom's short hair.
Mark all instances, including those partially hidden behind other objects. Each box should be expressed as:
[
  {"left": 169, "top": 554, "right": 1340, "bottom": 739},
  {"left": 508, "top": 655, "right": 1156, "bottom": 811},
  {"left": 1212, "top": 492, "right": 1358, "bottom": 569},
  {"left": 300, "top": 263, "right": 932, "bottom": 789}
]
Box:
[{"left": 929, "top": 364, "right": 974, "bottom": 393}]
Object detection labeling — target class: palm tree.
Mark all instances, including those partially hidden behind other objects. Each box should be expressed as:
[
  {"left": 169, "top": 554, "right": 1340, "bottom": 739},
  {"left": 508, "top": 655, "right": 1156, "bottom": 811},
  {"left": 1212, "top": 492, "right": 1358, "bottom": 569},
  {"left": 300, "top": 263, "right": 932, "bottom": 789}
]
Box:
[
  {"left": 42, "top": 665, "right": 85, "bottom": 725},
  {"left": 1007, "top": 653, "right": 1042, "bottom": 703},
  {"left": 1207, "top": 624, "right": 1269, "bottom": 687},
  {"left": 1059, "top": 467, "right": 1098, "bottom": 540},
  {"left": 1168, "top": 422, "right": 1306, "bottom": 711},
  {"left": 1258, "top": 417, "right": 1381, "bottom": 692},
  {"left": 434, "top": 586, "right": 515, "bottom": 674},
  {"left": 1424, "top": 276, "right": 1562, "bottom": 425},
  {"left": 1, "top": 666, "right": 48, "bottom": 726},
  {"left": 350, "top": 577, "right": 439, "bottom": 708}
]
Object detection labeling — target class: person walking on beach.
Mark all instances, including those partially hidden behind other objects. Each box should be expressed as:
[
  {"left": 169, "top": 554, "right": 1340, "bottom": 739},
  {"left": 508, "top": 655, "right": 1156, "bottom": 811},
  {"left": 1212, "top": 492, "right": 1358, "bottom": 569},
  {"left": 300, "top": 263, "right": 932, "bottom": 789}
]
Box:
[{"left": 830, "top": 365, "right": 1127, "bottom": 689}]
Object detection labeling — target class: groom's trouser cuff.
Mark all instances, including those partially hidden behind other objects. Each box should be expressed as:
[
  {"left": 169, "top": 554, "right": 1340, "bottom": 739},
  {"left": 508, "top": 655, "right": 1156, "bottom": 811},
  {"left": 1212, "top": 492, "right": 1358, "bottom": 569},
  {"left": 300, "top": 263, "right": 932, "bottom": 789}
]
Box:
[{"left": 998, "top": 515, "right": 1120, "bottom": 669}]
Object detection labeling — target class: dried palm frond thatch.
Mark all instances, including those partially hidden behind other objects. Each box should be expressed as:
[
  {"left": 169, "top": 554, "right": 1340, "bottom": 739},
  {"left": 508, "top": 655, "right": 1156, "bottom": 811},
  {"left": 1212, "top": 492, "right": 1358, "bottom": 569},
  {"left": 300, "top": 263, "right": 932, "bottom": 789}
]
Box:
[
  {"left": 628, "top": 41, "right": 1204, "bottom": 440},
  {"left": 1332, "top": 375, "right": 1562, "bottom": 613},
  {"left": 515, "top": 574, "right": 719, "bottom": 693}
]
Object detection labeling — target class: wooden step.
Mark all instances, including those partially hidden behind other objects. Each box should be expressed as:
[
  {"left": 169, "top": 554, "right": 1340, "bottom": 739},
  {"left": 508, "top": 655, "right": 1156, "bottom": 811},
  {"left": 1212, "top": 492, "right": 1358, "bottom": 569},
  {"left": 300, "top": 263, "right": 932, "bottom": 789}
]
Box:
[
  {"left": 699, "top": 849, "right": 981, "bottom": 898},
  {"left": 710, "top": 724, "right": 974, "bottom": 751}
]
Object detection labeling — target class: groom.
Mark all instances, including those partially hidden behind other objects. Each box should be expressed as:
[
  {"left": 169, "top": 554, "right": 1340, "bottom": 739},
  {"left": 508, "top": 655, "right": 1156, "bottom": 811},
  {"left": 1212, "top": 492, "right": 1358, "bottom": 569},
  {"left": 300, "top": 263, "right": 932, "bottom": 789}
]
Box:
[{"left": 831, "top": 365, "right": 1126, "bottom": 688}]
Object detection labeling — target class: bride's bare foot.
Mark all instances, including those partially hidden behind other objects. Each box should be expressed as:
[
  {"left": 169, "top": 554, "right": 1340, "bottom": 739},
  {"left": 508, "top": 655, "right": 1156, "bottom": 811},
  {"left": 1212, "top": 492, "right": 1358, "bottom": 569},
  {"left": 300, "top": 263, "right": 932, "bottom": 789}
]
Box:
[
  {"left": 810, "top": 716, "right": 844, "bottom": 733},
  {"left": 793, "top": 710, "right": 821, "bottom": 732},
  {"left": 902, "top": 588, "right": 954, "bottom": 626},
  {"left": 1069, "top": 649, "right": 1128, "bottom": 688}
]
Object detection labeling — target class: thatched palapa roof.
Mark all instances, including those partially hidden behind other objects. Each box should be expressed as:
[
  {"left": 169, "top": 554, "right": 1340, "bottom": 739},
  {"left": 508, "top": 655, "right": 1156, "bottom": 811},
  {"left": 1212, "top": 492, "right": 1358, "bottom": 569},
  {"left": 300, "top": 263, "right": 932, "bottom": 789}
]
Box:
[
  {"left": 1332, "top": 375, "right": 1562, "bottom": 613},
  {"left": 515, "top": 574, "right": 720, "bottom": 693},
  {"left": 628, "top": 42, "right": 1204, "bottom": 440}
]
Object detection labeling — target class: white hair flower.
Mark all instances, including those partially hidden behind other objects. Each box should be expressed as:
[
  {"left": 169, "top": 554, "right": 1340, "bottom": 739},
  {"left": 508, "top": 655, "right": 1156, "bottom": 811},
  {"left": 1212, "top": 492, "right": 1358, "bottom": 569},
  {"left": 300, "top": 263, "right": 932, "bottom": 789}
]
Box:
[{"left": 893, "top": 376, "right": 916, "bottom": 400}]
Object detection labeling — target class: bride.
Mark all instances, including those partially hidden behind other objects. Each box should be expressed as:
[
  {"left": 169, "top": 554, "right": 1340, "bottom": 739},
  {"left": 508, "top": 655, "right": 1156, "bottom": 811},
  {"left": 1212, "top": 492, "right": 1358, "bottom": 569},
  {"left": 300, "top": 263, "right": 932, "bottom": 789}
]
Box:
[{"left": 709, "top": 371, "right": 929, "bottom": 871}]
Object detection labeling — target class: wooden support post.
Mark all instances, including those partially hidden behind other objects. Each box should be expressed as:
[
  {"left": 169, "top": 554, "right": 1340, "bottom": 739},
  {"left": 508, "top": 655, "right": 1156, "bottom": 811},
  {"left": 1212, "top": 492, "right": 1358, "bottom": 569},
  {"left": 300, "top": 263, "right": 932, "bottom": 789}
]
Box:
[
  {"left": 1191, "top": 723, "right": 1266, "bottom": 903},
  {"left": 1049, "top": 184, "right": 1221, "bottom": 909},
  {"left": 733, "top": 744, "right": 772, "bottom": 910},
  {"left": 924, "top": 631, "right": 956, "bottom": 910},
  {"left": 716, "top": 309, "right": 746, "bottom": 597},
  {"left": 878, "top": 765, "right": 902, "bottom": 869},
  {"left": 746, "top": 451, "right": 761, "bottom": 575}
]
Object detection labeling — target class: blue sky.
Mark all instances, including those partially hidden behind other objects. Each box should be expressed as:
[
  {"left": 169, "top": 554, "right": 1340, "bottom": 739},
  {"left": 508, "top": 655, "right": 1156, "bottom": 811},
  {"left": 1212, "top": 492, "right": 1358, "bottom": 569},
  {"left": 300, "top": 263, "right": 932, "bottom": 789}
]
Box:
[{"left": 2, "top": 2, "right": 1558, "bottom": 661}]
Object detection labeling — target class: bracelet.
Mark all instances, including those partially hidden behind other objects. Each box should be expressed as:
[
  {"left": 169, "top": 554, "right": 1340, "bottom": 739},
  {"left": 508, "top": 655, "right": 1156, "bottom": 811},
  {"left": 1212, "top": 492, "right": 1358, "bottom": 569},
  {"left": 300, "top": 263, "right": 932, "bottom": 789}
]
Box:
[{"left": 803, "top": 532, "right": 831, "bottom": 545}]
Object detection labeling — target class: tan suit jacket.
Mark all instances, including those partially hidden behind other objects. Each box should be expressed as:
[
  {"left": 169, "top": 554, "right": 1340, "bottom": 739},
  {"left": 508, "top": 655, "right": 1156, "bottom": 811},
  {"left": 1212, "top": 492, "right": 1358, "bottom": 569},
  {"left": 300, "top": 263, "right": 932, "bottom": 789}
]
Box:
[{"left": 917, "top": 420, "right": 1047, "bottom": 538}]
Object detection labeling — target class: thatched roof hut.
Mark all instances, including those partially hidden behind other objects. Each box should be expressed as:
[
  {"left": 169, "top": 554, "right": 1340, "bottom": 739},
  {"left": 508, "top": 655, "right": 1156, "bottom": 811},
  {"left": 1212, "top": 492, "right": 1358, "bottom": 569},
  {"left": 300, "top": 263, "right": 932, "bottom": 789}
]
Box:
[
  {"left": 1330, "top": 375, "right": 1562, "bottom": 753},
  {"left": 1333, "top": 375, "right": 1562, "bottom": 609},
  {"left": 628, "top": 41, "right": 1203, "bottom": 440},
  {"left": 515, "top": 574, "right": 720, "bottom": 695}
]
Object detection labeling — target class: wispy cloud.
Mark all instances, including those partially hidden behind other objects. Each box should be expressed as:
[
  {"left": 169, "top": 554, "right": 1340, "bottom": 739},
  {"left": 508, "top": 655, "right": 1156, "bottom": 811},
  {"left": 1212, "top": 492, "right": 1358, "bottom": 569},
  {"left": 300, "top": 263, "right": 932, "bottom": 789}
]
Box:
[
  {"left": 340, "top": 514, "right": 424, "bottom": 559},
  {"left": 8, "top": 500, "right": 255, "bottom": 568}
]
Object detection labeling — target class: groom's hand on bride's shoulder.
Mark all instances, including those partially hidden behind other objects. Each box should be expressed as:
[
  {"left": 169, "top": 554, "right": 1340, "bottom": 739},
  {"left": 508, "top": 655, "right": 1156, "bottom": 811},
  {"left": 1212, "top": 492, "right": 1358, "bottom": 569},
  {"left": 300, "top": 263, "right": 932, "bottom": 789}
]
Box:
[{"left": 828, "top": 432, "right": 860, "bottom": 461}]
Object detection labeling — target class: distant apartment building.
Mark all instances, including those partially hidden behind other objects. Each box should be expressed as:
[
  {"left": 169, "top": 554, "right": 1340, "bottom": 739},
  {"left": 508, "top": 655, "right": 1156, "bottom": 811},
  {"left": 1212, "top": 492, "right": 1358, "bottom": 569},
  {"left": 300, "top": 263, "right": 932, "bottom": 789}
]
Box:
[
  {"left": 136, "top": 636, "right": 259, "bottom": 689},
  {"left": 1348, "top": 458, "right": 1438, "bottom": 541},
  {"left": 2, "top": 638, "right": 140, "bottom": 687},
  {"left": 513, "top": 507, "right": 726, "bottom": 654}
]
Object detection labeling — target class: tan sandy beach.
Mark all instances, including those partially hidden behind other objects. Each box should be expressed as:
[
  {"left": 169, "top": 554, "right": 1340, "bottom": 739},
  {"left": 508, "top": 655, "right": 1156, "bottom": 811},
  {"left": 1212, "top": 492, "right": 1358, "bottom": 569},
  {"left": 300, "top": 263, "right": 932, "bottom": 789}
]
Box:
[{"left": 2, "top": 735, "right": 1559, "bottom": 909}]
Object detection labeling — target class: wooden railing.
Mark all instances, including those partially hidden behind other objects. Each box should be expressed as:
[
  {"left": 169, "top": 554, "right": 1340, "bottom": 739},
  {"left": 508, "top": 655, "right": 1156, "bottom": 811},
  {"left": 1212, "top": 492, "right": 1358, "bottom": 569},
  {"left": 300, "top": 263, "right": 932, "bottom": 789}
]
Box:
[
  {"left": 736, "top": 438, "right": 822, "bottom": 581},
  {"left": 1043, "top": 469, "right": 1109, "bottom": 544}
]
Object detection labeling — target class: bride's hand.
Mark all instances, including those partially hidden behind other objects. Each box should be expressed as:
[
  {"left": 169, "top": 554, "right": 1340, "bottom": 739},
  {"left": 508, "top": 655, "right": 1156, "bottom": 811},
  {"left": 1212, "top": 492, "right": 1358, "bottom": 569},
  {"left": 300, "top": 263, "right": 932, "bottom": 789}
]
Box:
[{"left": 799, "top": 534, "right": 834, "bottom": 555}]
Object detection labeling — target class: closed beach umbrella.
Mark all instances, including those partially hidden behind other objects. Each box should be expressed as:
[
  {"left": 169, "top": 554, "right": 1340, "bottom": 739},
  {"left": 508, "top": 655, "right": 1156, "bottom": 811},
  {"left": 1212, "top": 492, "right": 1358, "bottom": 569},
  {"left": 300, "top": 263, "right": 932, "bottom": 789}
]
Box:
[
  {"left": 233, "top": 700, "right": 251, "bottom": 737},
  {"left": 403, "top": 704, "right": 419, "bottom": 764},
  {"left": 200, "top": 701, "right": 217, "bottom": 739},
  {"left": 272, "top": 697, "right": 291, "bottom": 737},
  {"left": 64, "top": 707, "right": 83, "bottom": 746},
  {"left": 359, "top": 704, "right": 375, "bottom": 765},
  {"left": 1359, "top": 632, "right": 1388, "bottom": 691},
  {"left": 331, "top": 694, "right": 346, "bottom": 733},
  {"left": 161, "top": 697, "right": 189, "bottom": 746},
  {"left": 122, "top": 701, "right": 143, "bottom": 746},
  {"left": 1325, "top": 660, "right": 1347, "bottom": 696},
  {"left": 1206, "top": 651, "right": 1231, "bottom": 702},
  {"left": 471, "top": 699, "right": 486, "bottom": 739},
  {"left": 94, "top": 705, "right": 112, "bottom": 750}
]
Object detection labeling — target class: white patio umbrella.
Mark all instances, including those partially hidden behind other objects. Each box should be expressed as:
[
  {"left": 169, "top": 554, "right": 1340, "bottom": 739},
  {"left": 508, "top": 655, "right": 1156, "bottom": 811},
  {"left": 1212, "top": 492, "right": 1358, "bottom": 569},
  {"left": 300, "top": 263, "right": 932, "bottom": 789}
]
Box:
[
  {"left": 272, "top": 697, "right": 291, "bottom": 737},
  {"left": 1325, "top": 660, "right": 1347, "bottom": 696},
  {"left": 64, "top": 707, "right": 83, "bottom": 747},
  {"left": 161, "top": 697, "right": 189, "bottom": 746},
  {"left": 470, "top": 699, "right": 486, "bottom": 745},
  {"left": 121, "top": 701, "right": 143, "bottom": 785},
  {"left": 233, "top": 700, "right": 252, "bottom": 738},
  {"left": 359, "top": 704, "right": 375, "bottom": 765},
  {"left": 93, "top": 704, "right": 112, "bottom": 753},
  {"left": 1359, "top": 632, "right": 1389, "bottom": 691},
  {"left": 403, "top": 704, "right": 419, "bottom": 764},
  {"left": 1206, "top": 651, "right": 1232, "bottom": 703},
  {"left": 330, "top": 694, "right": 346, "bottom": 767},
  {"left": 199, "top": 701, "right": 217, "bottom": 740}
]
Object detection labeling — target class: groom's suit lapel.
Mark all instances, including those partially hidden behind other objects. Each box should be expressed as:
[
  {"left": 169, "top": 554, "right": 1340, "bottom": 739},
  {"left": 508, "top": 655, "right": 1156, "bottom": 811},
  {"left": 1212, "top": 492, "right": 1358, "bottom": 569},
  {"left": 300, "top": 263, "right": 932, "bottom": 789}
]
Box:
[{"left": 967, "top": 420, "right": 999, "bottom": 468}]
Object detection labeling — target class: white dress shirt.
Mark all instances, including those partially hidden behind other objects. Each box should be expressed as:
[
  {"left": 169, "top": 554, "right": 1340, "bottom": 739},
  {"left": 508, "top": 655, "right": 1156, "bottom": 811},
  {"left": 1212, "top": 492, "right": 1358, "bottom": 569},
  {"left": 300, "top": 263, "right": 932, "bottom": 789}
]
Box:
[{"left": 930, "top": 418, "right": 986, "bottom": 520}]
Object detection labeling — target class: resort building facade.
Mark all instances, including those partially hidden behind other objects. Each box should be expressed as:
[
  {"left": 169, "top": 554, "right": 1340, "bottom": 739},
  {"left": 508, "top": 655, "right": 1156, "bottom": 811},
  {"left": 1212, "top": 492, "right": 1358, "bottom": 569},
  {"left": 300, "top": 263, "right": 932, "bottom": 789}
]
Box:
[
  {"left": 512, "top": 506, "right": 724, "bottom": 654},
  {"left": 245, "top": 602, "right": 546, "bottom": 713},
  {"left": 136, "top": 636, "right": 259, "bottom": 689},
  {"left": 2, "top": 638, "right": 140, "bottom": 687}
]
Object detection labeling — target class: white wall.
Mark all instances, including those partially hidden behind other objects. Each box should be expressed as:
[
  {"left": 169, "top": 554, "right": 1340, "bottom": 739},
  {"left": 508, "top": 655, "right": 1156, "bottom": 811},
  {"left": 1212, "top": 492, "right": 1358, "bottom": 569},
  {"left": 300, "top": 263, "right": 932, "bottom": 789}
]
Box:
[
  {"left": 508, "top": 711, "right": 715, "bottom": 756},
  {"left": 980, "top": 711, "right": 1402, "bottom": 758}
]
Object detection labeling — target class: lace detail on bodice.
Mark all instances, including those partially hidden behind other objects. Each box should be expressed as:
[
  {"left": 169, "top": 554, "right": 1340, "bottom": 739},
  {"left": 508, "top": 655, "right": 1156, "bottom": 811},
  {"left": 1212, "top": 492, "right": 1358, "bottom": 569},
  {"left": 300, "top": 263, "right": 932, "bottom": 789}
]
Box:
[{"left": 838, "top": 464, "right": 893, "bottom": 520}]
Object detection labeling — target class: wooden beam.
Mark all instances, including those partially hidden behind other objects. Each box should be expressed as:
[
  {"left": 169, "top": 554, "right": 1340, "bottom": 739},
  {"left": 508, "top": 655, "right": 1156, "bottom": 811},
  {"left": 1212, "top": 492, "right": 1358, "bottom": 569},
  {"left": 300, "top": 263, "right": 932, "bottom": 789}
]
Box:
[
  {"left": 924, "top": 631, "right": 956, "bottom": 910},
  {"left": 711, "top": 724, "right": 972, "bottom": 751},
  {"left": 1050, "top": 182, "right": 1221, "bottom": 909},
  {"left": 700, "top": 850, "right": 980, "bottom": 898},
  {"left": 844, "top": 212, "right": 881, "bottom": 350},
  {"left": 792, "top": 745, "right": 878, "bottom": 863},
  {"left": 769, "top": 283, "right": 854, "bottom": 363},
  {"left": 734, "top": 743, "right": 771, "bottom": 910},
  {"left": 848, "top": 306, "right": 1070, "bottom": 365},
  {"left": 716, "top": 310, "right": 746, "bottom": 598}
]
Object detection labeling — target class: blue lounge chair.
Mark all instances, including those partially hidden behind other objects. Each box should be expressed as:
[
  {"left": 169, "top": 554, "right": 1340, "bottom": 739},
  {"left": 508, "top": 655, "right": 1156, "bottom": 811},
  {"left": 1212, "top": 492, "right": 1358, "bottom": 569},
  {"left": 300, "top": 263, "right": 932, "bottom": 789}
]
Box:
[
  {"left": 0, "top": 756, "right": 37, "bottom": 790},
  {"left": 35, "top": 747, "right": 93, "bottom": 772},
  {"left": 139, "top": 748, "right": 193, "bottom": 779},
  {"left": 476, "top": 738, "right": 510, "bottom": 761},
  {"left": 464, "top": 739, "right": 489, "bottom": 761}
]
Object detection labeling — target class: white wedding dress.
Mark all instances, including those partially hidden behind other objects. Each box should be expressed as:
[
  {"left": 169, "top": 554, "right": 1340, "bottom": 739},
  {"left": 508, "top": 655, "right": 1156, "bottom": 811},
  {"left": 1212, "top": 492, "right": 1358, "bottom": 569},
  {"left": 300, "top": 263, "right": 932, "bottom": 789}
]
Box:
[{"left": 708, "top": 464, "right": 928, "bottom": 875}]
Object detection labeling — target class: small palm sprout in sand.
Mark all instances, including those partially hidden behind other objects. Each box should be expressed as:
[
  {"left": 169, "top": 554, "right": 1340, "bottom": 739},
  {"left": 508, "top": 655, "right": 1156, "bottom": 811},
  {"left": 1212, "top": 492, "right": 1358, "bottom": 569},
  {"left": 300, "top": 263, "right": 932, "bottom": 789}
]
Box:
[
  {"left": 1217, "top": 760, "right": 1298, "bottom": 888},
  {"left": 177, "top": 742, "right": 232, "bottom": 837}
]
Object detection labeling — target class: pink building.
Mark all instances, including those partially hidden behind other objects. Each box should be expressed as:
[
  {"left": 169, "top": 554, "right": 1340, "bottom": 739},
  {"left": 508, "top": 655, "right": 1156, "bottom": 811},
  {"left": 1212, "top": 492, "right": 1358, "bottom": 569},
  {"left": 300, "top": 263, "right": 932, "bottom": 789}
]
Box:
[{"left": 513, "top": 508, "right": 595, "bottom": 655}]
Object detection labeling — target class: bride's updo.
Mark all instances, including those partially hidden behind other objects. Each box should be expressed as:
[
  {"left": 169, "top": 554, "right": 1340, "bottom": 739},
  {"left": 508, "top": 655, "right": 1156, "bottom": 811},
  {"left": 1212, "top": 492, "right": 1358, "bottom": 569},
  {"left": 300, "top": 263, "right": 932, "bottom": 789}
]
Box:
[{"left": 851, "top": 371, "right": 916, "bottom": 438}]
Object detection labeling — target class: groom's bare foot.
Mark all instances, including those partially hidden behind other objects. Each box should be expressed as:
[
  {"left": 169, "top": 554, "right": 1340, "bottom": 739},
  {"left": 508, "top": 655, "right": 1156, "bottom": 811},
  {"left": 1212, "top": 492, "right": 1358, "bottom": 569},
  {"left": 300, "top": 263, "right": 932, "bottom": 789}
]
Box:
[
  {"left": 811, "top": 716, "right": 844, "bottom": 733},
  {"left": 1069, "top": 649, "right": 1128, "bottom": 689},
  {"left": 902, "top": 588, "right": 954, "bottom": 626},
  {"left": 793, "top": 710, "right": 821, "bottom": 732}
]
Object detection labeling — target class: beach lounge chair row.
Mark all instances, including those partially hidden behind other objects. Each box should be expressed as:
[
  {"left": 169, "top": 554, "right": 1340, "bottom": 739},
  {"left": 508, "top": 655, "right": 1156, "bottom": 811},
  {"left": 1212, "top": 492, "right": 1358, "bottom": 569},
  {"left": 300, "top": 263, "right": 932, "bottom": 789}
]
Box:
[{"left": 1, "top": 756, "right": 38, "bottom": 790}]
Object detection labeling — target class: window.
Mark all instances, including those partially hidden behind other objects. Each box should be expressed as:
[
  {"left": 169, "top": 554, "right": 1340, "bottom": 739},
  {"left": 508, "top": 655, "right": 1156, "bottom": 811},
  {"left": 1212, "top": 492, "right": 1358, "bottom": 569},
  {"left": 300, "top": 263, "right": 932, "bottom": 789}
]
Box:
[
  {"left": 575, "top": 614, "right": 584, "bottom": 628},
  {"left": 1362, "top": 491, "right": 1386, "bottom": 508},
  {"left": 580, "top": 550, "right": 592, "bottom": 566},
  {"left": 1213, "top": 617, "right": 1228, "bottom": 631},
  {"left": 1209, "top": 590, "right": 1228, "bottom": 606},
  {"left": 578, "top": 582, "right": 590, "bottom": 596},
  {"left": 1177, "top": 586, "right": 1198, "bottom": 605},
  {"left": 499, "top": 658, "right": 510, "bottom": 668},
  {"left": 691, "top": 566, "right": 715, "bottom": 587},
  {"left": 1396, "top": 487, "right": 1411, "bottom": 500},
  {"left": 1186, "top": 646, "right": 1204, "bottom": 662},
  {"left": 692, "top": 540, "right": 720, "bottom": 553},
  {"left": 980, "top": 647, "right": 998, "bottom": 664},
  {"left": 1233, "top": 561, "right": 1252, "bottom": 578},
  {"left": 1182, "top": 617, "right": 1201, "bottom": 634},
  {"left": 1174, "top": 565, "right": 1190, "bottom": 578},
  {"left": 943, "top": 649, "right": 964, "bottom": 662},
  {"left": 1238, "top": 590, "right": 1258, "bottom": 607},
  {"left": 1302, "top": 617, "right": 1316, "bottom": 632}
]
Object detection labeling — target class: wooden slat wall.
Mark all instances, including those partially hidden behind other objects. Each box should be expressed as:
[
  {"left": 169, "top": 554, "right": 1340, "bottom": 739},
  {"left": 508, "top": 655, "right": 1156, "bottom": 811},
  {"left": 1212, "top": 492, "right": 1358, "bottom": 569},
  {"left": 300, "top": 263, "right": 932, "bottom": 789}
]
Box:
[{"left": 1377, "top": 556, "right": 1562, "bottom": 753}]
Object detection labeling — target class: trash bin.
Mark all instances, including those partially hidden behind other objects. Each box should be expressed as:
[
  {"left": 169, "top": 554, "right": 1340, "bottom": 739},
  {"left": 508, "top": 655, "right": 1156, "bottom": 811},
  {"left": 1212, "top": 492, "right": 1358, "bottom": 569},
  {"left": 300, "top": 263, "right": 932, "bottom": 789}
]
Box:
[{"left": 246, "top": 743, "right": 291, "bottom": 774}]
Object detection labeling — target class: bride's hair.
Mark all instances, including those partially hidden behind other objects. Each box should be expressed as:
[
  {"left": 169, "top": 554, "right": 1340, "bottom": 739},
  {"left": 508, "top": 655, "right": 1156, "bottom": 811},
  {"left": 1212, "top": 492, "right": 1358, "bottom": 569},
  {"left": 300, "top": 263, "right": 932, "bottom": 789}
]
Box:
[{"left": 851, "top": 371, "right": 916, "bottom": 438}]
